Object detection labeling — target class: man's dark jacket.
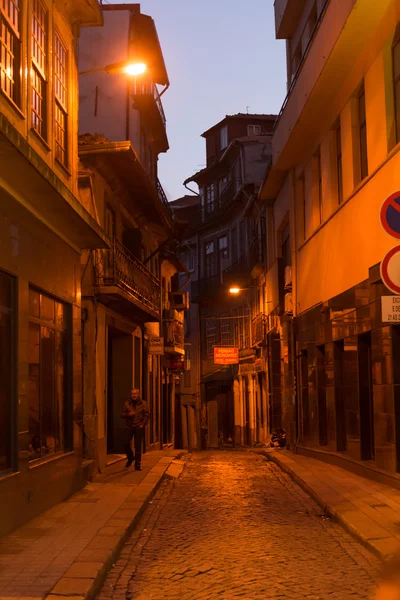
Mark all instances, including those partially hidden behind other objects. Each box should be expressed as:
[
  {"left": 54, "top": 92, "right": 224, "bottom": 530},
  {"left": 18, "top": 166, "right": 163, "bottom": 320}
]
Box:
[{"left": 121, "top": 397, "right": 150, "bottom": 429}]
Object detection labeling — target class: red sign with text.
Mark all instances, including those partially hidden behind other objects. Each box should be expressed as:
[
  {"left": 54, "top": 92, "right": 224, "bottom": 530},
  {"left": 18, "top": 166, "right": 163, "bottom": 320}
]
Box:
[{"left": 214, "top": 347, "right": 239, "bottom": 365}]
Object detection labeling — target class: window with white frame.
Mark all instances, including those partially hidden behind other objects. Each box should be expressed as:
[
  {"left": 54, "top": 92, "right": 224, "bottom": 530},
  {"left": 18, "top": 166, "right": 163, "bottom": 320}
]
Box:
[
  {"left": 220, "top": 314, "right": 233, "bottom": 347},
  {"left": 218, "top": 235, "right": 228, "bottom": 259},
  {"left": 31, "top": 0, "right": 47, "bottom": 138},
  {"left": 220, "top": 125, "right": 228, "bottom": 150},
  {"left": 247, "top": 124, "right": 261, "bottom": 136},
  {"left": 206, "top": 183, "right": 215, "bottom": 213},
  {"left": 205, "top": 318, "right": 217, "bottom": 356},
  {"left": 0, "top": 0, "right": 21, "bottom": 105},
  {"left": 54, "top": 31, "right": 68, "bottom": 167}
]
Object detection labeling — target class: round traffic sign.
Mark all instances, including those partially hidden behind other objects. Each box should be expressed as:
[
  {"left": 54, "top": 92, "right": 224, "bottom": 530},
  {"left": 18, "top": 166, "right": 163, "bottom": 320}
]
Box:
[
  {"left": 380, "top": 245, "right": 400, "bottom": 294},
  {"left": 380, "top": 191, "right": 400, "bottom": 238}
]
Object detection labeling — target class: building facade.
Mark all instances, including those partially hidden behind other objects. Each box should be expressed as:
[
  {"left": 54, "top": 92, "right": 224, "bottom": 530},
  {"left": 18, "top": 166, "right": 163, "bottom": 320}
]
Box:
[
  {"left": 178, "top": 114, "right": 275, "bottom": 449},
  {"left": 78, "top": 4, "right": 187, "bottom": 470},
  {"left": 263, "top": 0, "right": 400, "bottom": 478},
  {"left": 0, "top": 0, "right": 107, "bottom": 536}
]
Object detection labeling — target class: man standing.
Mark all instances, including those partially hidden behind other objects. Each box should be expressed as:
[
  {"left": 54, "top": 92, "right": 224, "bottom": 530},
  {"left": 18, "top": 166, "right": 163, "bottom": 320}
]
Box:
[{"left": 121, "top": 388, "right": 150, "bottom": 470}]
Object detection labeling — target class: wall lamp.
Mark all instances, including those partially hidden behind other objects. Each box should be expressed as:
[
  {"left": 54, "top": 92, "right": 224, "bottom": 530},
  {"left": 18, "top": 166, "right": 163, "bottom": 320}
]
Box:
[{"left": 79, "top": 60, "right": 147, "bottom": 77}]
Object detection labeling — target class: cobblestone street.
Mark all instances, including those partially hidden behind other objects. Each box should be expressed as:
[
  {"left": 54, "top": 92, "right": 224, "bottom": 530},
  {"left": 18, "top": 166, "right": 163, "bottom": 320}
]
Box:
[{"left": 98, "top": 452, "right": 380, "bottom": 600}]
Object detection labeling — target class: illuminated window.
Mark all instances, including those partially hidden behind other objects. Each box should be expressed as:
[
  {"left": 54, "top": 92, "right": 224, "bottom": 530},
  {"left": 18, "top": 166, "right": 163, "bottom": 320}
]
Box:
[
  {"left": 54, "top": 32, "right": 68, "bottom": 166},
  {"left": 220, "top": 315, "right": 233, "bottom": 346},
  {"left": 0, "top": 0, "right": 21, "bottom": 105},
  {"left": 31, "top": 0, "right": 47, "bottom": 138}
]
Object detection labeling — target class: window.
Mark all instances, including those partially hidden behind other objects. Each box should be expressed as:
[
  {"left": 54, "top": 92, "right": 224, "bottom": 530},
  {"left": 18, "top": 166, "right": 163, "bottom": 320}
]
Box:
[
  {"left": 220, "top": 125, "right": 228, "bottom": 150},
  {"left": 205, "top": 318, "right": 217, "bottom": 355},
  {"left": 54, "top": 32, "right": 68, "bottom": 167},
  {"left": 206, "top": 183, "right": 215, "bottom": 213},
  {"left": 315, "top": 148, "right": 322, "bottom": 223},
  {"left": 219, "top": 176, "right": 228, "bottom": 197},
  {"left": 218, "top": 235, "right": 228, "bottom": 259},
  {"left": 0, "top": 270, "right": 15, "bottom": 473},
  {"left": 105, "top": 204, "right": 116, "bottom": 238},
  {"left": 220, "top": 315, "right": 233, "bottom": 347},
  {"left": 31, "top": 0, "right": 47, "bottom": 138},
  {"left": 281, "top": 222, "right": 291, "bottom": 268},
  {"left": 205, "top": 241, "right": 216, "bottom": 278},
  {"left": 247, "top": 124, "right": 261, "bottom": 136},
  {"left": 358, "top": 84, "right": 368, "bottom": 180},
  {"left": 186, "top": 250, "right": 195, "bottom": 273},
  {"left": 297, "top": 174, "right": 306, "bottom": 242},
  {"left": 393, "top": 25, "right": 400, "bottom": 143},
  {"left": 336, "top": 124, "right": 343, "bottom": 203},
  {"left": 28, "top": 288, "right": 70, "bottom": 461},
  {"left": 0, "top": 0, "right": 21, "bottom": 105}
]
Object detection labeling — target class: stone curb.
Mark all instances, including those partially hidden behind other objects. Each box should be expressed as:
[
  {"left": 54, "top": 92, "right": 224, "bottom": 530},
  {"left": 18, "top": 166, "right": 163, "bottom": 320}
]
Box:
[
  {"left": 45, "top": 452, "right": 187, "bottom": 600},
  {"left": 263, "top": 450, "right": 393, "bottom": 562}
]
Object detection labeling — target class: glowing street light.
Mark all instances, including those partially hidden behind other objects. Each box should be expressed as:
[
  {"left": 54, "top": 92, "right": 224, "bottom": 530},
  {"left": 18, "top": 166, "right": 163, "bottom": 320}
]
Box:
[
  {"left": 79, "top": 60, "right": 147, "bottom": 77},
  {"left": 229, "top": 287, "right": 241, "bottom": 294}
]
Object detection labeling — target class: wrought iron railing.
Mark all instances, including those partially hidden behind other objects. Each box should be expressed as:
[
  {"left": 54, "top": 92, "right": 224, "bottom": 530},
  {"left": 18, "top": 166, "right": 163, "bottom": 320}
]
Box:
[
  {"left": 132, "top": 79, "right": 166, "bottom": 128},
  {"left": 252, "top": 312, "right": 267, "bottom": 346},
  {"left": 157, "top": 178, "right": 172, "bottom": 217},
  {"left": 163, "top": 310, "right": 184, "bottom": 351},
  {"left": 224, "top": 235, "right": 266, "bottom": 282},
  {"left": 97, "top": 238, "right": 160, "bottom": 316}
]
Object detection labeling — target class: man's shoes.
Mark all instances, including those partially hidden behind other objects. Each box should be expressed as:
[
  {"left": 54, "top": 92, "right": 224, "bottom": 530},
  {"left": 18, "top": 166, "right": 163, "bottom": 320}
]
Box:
[
  {"left": 125, "top": 458, "right": 133, "bottom": 468},
  {"left": 134, "top": 463, "right": 142, "bottom": 471}
]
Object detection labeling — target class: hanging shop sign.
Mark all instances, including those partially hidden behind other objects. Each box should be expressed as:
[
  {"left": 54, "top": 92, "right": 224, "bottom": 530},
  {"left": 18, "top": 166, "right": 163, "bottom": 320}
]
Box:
[
  {"left": 149, "top": 337, "right": 164, "bottom": 354},
  {"left": 164, "top": 356, "right": 185, "bottom": 371},
  {"left": 380, "top": 245, "right": 400, "bottom": 295},
  {"left": 380, "top": 192, "right": 400, "bottom": 238},
  {"left": 214, "top": 347, "right": 239, "bottom": 365},
  {"left": 381, "top": 295, "right": 400, "bottom": 323}
]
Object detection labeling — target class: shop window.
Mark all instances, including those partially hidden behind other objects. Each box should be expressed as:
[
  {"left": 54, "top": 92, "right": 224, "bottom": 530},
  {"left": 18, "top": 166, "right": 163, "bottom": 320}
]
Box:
[
  {"left": 0, "top": 271, "right": 15, "bottom": 473},
  {"left": 28, "top": 288, "right": 70, "bottom": 461}
]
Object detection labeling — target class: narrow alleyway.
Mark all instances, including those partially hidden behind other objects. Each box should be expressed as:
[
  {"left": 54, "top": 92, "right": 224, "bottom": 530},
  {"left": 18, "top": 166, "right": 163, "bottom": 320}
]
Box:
[{"left": 97, "top": 452, "right": 379, "bottom": 600}]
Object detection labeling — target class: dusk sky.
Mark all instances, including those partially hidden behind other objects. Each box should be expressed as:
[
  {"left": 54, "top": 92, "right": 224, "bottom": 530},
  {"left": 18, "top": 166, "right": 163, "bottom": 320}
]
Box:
[{"left": 118, "top": 0, "right": 287, "bottom": 200}]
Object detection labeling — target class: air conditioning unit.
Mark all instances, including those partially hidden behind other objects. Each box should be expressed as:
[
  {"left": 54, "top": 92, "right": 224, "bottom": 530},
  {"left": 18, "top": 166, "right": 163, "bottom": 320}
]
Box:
[
  {"left": 170, "top": 291, "right": 190, "bottom": 310},
  {"left": 284, "top": 292, "right": 293, "bottom": 315},
  {"left": 284, "top": 265, "right": 292, "bottom": 289}
]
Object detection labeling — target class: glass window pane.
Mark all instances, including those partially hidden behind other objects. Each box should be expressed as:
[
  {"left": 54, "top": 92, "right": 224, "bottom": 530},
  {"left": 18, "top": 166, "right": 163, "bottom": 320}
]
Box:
[
  {"left": 29, "top": 288, "right": 40, "bottom": 317},
  {"left": 40, "top": 293, "right": 54, "bottom": 323},
  {"left": 40, "top": 326, "right": 55, "bottom": 455},
  {"left": 28, "top": 322, "right": 41, "bottom": 459}
]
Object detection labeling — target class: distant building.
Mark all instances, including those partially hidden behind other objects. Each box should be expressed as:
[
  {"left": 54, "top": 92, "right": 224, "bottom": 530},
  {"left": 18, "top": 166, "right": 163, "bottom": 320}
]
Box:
[
  {"left": 177, "top": 113, "right": 276, "bottom": 449},
  {"left": 262, "top": 0, "right": 400, "bottom": 478}
]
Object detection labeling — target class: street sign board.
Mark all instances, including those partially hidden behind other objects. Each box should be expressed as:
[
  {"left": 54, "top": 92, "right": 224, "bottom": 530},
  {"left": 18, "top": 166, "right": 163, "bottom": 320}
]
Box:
[
  {"left": 381, "top": 295, "right": 400, "bottom": 322},
  {"left": 214, "top": 347, "right": 239, "bottom": 365},
  {"left": 380, "top": 191, "right": 400, "bottom": 238},
  {"left": 380, "top": 245, "right": 400, "bottom": 294},
  {"left": 149, "top": 337, "right": 164, "bottom": 354}
]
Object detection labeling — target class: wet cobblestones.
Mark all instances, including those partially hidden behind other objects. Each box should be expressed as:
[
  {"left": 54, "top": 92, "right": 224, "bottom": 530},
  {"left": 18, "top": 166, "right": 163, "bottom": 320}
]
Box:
[{"left": 97, "top": 452, "right": 380, "bottom": 600}]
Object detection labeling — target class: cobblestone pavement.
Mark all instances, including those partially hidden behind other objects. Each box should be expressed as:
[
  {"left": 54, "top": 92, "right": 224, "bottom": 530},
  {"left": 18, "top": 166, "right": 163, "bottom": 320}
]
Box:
[{"left": 97, "top": 452, "right": 380, "bottom": 600}]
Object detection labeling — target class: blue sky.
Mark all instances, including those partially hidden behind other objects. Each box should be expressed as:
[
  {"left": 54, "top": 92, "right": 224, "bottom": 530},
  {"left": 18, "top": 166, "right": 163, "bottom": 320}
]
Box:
[{"left": 114, "top": 0, "right": 287, "bottom": 200}]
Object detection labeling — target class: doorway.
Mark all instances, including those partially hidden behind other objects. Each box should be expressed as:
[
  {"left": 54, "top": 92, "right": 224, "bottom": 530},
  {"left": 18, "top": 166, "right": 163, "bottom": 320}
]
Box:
[
  {"left": 107, "top": 328, "right": 133, "bottom": 454},
  {"left": 358, "top": 332, "right": 375, "bottom": 461}
]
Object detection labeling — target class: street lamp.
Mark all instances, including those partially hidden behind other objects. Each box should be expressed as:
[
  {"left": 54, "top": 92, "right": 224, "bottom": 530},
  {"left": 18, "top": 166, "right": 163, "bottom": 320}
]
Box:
[
  {"left": 229, "top": 287, "right": 249, "bottom": 294},
  {"left": 79, "top": 60, "right": 147, "bottom": 77}
]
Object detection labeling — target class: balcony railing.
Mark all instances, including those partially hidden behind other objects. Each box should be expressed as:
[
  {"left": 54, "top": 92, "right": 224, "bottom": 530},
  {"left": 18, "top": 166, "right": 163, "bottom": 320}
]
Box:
[
  {"left": 97, "top": 237, "right": 160, "bottom": 316},
  {"left": 252, "top": 313, "right": 267, "bottom": 346},
  {"left": 163, "top": 309, "right": 184, "bottom": 353},
  {"left": 157, "top": 178, "right": 172, "bottom": 218},
  {"left": 132, "top": 79, "right": 166, "bottom": 129},
  {"left": 201, "top": 180, "right": 236, "bottom": 224},
  {"left": 224, "top": 236, "right": 266, "bottom": 285}
]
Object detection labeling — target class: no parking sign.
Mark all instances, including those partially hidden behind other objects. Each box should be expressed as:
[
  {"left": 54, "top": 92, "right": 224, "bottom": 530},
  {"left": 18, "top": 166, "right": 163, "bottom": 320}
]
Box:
[{"left": 380, "top": 192, "right": 400, "bottom": 293}]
